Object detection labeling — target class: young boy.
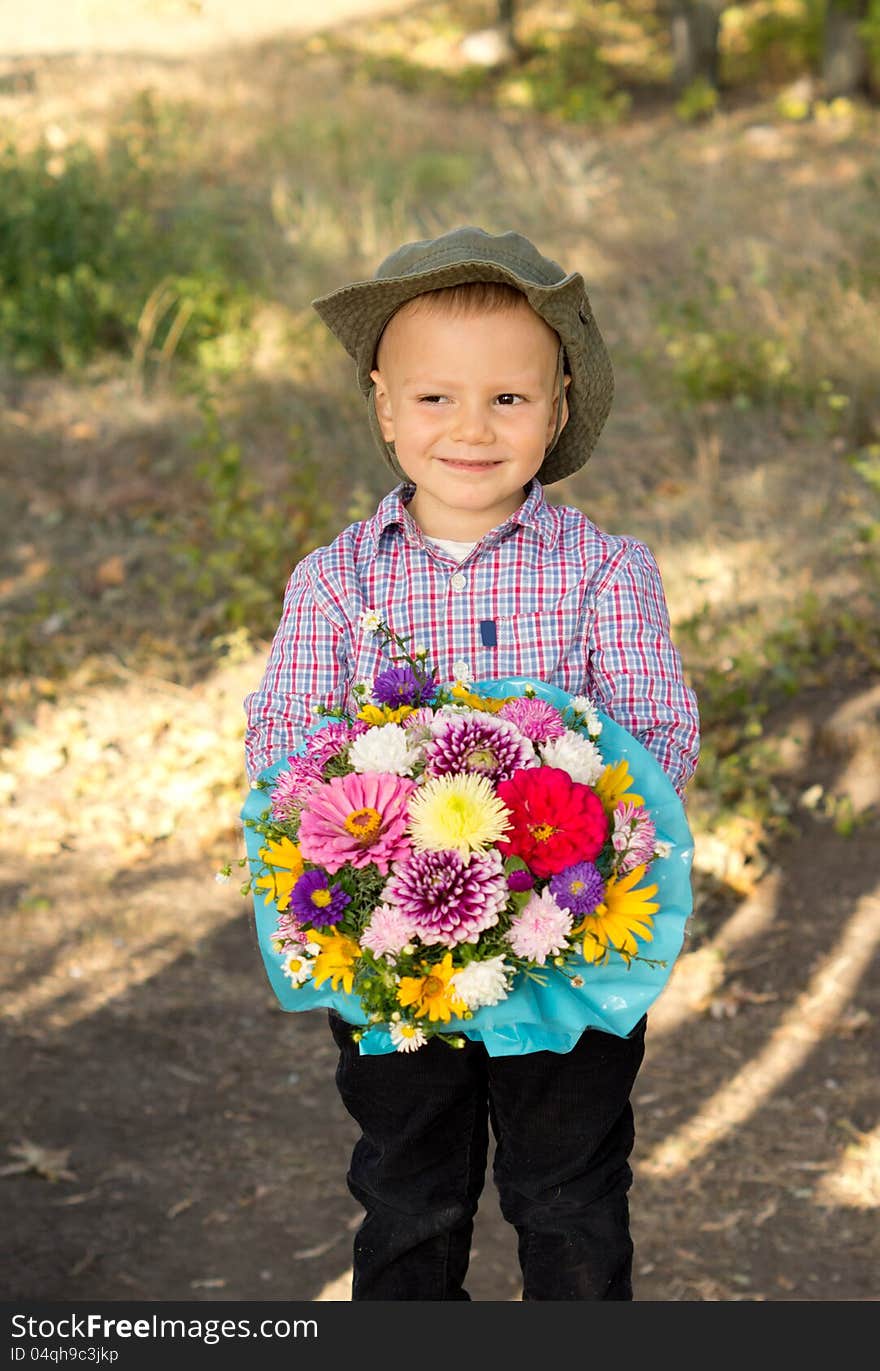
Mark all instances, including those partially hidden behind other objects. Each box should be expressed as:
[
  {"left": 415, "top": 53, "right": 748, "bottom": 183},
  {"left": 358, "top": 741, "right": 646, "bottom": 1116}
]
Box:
[{"left": 244, "top": 226, "right": 700, "bottom": 1301}]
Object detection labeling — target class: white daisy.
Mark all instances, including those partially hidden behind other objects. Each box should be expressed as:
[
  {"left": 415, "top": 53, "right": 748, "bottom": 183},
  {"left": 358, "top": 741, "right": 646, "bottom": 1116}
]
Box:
[
  {"left": 359, "top": 608, "right": 382, "bottom": 633},
  {"left": 389, "top": 1021, "right": 428, "bottom": 1053},
  {"left": 539, "top": 730, "right": 604, "bottom": 786},
  {"left": 654, "top": 839, "right": 673, "bottom": 860},
  {"left": 449, "top": 956, "right": 511, "bottom": 1010},
  {"left": 348, "top": 722, "right": 423, "bottom": 776},
  {"left": 279, "top": 946, "right": 315, "bottom": 987},
  {"left": 569, "top": 695, "right": 603, "bottom": 737},
  {"left": 452, "top": 659, "right": 473, "bottom": 687}
]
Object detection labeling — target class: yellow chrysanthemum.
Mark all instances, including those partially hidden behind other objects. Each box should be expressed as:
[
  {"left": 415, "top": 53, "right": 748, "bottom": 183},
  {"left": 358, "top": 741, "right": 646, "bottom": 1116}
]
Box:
[
  {"left": 397, "top": 952, "right": 467, "bottom": 1023},
  {"left": 255, "top": 837, "right": 304, "bottom": 910},
  {"left": 407, "top": 772, "right": 511, "bottom": 857},
  {"left": 450, "top": 686, "right": 509, "bottom": 713},
  {"left": 356, "top": 703, "right": 416, "bottom": 725},
  {"left": 593, "top": 759, "right": 644, "bottom": 811},
  {"left": 572, "top": 864, "right": 659, "bottom": 964},
  {"left": 309, "top": 929, "right": 361, "bottom": 994}
]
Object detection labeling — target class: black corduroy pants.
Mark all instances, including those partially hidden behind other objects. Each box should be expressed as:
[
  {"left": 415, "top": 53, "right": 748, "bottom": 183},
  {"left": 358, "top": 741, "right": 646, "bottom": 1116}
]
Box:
[{"left": 328, "top": 1010, "right": 647, "bottom": 1301}]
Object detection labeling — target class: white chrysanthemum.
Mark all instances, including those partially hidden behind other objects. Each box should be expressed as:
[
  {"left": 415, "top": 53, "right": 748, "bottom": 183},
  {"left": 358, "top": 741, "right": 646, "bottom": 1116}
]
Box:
[
  {"left": 654, "top": 839, "right": 673, "bottom": 860},
  {"left": 279, "top": 946, "right": 315, "bottom": 986},
  {"left": 389, "top": 1021, "right": 428, "bottom": 1053},
  {"left": 569, "top": 695, "right": 603, "bottom": 737},
  {"left": 449, "top": 955, "right": 511, "bottom": 1009},
  {"left": 539, "top": 730, "right": 604, "bottom": 786},
  {"left": 359, "top": 608, "right": 382, "bottom": 633},
  {"left": 452, "top": 659, "right": 473, "bottom": 686},
  {"left": 349, "top": 722, "right": 423, "bottom": 776}
]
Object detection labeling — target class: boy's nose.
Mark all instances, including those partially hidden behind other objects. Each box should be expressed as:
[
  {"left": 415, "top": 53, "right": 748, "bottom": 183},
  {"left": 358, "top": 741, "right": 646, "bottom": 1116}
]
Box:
[{"left": 451, "top": 402, "right": 494, "bottom": 445}]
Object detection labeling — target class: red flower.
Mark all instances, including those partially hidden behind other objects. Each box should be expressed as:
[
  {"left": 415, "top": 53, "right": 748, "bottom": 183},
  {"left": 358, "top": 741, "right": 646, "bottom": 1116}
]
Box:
[{"left": 495, "top": 767, "right": 609, "bottom": 878}]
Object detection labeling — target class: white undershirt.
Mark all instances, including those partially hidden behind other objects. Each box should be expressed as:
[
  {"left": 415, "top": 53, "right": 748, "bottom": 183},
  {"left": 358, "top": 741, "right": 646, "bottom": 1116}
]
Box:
[{"left": 424, "top": 536, "right": 478, "bottom": 563}]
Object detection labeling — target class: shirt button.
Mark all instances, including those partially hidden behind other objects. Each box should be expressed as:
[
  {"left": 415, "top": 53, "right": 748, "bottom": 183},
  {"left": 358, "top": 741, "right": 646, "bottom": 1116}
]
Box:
[{"left": 450, "top": 572, "right": 466, "bottom": 591}]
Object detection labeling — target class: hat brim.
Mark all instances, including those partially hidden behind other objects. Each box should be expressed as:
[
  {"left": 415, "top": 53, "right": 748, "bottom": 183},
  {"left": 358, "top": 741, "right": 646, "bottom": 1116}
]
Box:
[{"left": 313, "top": 259, "right": 614, "bottom": 485}]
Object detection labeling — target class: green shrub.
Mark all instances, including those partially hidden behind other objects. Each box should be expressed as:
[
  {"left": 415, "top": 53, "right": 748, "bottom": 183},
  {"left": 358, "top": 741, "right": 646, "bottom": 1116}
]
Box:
[{"left": 0, "top": 125, "right": 261, "bottom": 373}]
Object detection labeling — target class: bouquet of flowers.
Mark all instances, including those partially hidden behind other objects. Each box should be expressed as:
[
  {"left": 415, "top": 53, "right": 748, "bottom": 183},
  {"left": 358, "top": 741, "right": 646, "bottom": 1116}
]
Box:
[{"left": 238, "top": 613, "right": 694, "bottom": 1056}]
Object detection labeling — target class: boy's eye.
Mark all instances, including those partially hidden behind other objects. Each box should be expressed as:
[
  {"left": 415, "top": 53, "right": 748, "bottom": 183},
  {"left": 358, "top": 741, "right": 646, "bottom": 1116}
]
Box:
[
  {"left": 418, "top": 394, "right": 448, "bottom": 404},
  {"left": 495, "top": 393, "right": 524, "bottom": 406}
]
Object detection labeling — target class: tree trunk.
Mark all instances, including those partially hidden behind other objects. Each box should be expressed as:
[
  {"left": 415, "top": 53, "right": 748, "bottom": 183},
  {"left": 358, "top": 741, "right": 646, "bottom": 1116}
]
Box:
[
  {"left": 822, "top": 0, "right": 871, "bottom": 98},
  {"left": 667, "top": 0, "right": 727, "bottom": 91}
]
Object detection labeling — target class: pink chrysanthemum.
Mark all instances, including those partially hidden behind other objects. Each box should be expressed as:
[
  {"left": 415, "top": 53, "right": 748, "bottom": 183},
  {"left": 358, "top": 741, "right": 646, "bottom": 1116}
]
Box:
[
  {"left": 305, "top": 720, "right": 366, "bottom": 767},
  {"left": 384, "top": 847, "right": 508, "bottom": 947},
  {"left": 612, "top": 801, "right": 657, "bottom": 874},
  {"left": 424, "top": 713, "right": 536, "bottom": 782},
  {"left": 270, "top": 755, "right": 325, "bottom": 821},
  {"left": 272, "top": 910, "right": 308, "bottom": 944},
  {"left": 402, "top": 706, "right": 438, "bottom": 738},
  {"left": 360, "top": 902, "right": 417, "bottom": 958},
  {"left": 297, "top": 772, "right": 417, "bottom": 874},
  {"left": 498, "top": 696, "right": 567, "bottom": 743},
  {"left": 507, "top": 887, "right": 573, "bottom": 964}
]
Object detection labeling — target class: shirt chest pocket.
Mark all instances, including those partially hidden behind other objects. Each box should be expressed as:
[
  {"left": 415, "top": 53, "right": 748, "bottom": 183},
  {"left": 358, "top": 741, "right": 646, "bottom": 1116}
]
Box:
[{"left": 492, "top": 597, "right": 585, "bottom": 686}]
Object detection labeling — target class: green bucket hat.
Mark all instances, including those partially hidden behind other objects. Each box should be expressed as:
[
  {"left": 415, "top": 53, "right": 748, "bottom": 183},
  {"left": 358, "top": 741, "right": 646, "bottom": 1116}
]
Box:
[{"left": 311, "top": 225, "right": 614, "bottom": 486}]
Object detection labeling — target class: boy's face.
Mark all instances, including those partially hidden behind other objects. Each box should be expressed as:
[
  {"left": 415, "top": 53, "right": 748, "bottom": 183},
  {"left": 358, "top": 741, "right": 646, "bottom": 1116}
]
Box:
[{"left": 370, "top": 297, "right": 569, "bottom": 540}]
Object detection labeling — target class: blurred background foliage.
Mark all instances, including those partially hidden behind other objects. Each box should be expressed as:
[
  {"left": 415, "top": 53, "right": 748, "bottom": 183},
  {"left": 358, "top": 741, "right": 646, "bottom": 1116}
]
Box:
[{"left": 1, "top": 0, "right": 879, "bottom": 879}]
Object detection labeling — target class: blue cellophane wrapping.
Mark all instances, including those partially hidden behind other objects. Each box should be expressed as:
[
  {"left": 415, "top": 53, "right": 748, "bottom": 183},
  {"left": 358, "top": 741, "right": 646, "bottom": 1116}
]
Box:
[{"left": 241, "top": 678, "right": 694, "bottom": 1056}]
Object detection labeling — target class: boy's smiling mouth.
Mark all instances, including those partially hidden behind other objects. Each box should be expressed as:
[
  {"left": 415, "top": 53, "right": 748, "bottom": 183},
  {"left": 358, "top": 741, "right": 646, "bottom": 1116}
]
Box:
[{"left": 438, "top": 458, "right": 503, "bottom": 469}]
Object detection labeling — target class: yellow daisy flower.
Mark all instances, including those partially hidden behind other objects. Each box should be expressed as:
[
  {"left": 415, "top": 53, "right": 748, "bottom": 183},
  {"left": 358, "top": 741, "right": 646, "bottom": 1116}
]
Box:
[
  {"left": 309, "top": 929, "right": 361, "bottom": 994},
  {"left": 572, "top": 864, "right": 659, "bottom": 964},
  {"left": 255, "top": 837, "right": 304, "bottom": 911},
  {"left": 356, "top": 703, "right": 416, "bottom": 726},
  {"left": 407, "top": 772, "right": 511, "bottom": 858},
  {"left": 397, "top": 952, "right": 467, "bottom": 1022},
  {"left": 450, "top": 685, "right": 509, "bottom": 713},
  {"left": 593, "top": 759, "right": 644, "bottom": 811}
]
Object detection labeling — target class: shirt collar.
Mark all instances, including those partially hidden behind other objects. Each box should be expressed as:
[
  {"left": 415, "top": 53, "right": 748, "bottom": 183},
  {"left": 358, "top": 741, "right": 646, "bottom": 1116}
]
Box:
[{"left": 367, "top": 478, "right": 560, "bottom": 553}]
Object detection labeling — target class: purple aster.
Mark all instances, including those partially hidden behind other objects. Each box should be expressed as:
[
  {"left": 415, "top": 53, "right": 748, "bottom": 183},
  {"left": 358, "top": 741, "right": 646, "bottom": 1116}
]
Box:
[
  {"left": 498, "top": 697, "right": 567, "bottom": 743},
  {"left": 424, "top": 713, "right": 536, "bottom": 782},
  {"left": 384, "top": 848, "right": 508, "bottom": 947},
  {"left": 271, "top": 754, "right": 325, "bottom": 821},
  {"left": 290, "top": 869, "right": 351, "bottom": 927},
  {"left": 549, "top": 861, "right": 606, "bottom": 916},
  {"left": 372, "top": 665, "right": 425, "bottom": 707},
  {"left": 507, "top": 867, "right": 535, "bottom": 892}
]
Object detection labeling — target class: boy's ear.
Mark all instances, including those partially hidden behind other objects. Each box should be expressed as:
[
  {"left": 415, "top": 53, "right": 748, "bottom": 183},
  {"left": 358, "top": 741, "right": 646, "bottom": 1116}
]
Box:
[
  {"left": 549, "top": 374, "right": 572, "bottom": 440},
  {"left": 370, "top": 368, "right": 395, "bottom": 441}
]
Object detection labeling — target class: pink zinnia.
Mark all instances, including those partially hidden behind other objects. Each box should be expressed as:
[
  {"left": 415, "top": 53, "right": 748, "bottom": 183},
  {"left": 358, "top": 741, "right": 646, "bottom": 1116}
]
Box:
[
  {"left": 360, "top": 902, "right": 417, "bottom": 958},
  {"left": 499, "top": 697, "right": 567, "bottom": 743},
  {"left": 384, "top": 847, "right": 508, "bottom": 947},
  {"left": 297, "top": 772, "right": 416, "bottom": 874},
  {"left": 507, "top": 887, "right": 573, "bottom": 964},
  {"left": 612, "top": 801, "right": 657, "bottom": 873},
  {"left": 271, "top": 755, "right": 325, "bottom": 821}
]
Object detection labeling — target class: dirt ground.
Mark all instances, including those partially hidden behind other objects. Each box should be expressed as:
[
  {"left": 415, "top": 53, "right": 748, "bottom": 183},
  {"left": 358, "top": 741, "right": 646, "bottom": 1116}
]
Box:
[
  {"left": 2, "top": 0, "right": 879, "bottom": 1309},
  {"left": 2, "top": 660, "right": 879, "bottom": 1305}
]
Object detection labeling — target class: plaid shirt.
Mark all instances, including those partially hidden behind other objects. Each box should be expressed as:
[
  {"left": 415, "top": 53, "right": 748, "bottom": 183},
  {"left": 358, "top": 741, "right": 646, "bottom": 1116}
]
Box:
[{"left": 244, "top": 480, "right": 700, "bottom": 794}]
